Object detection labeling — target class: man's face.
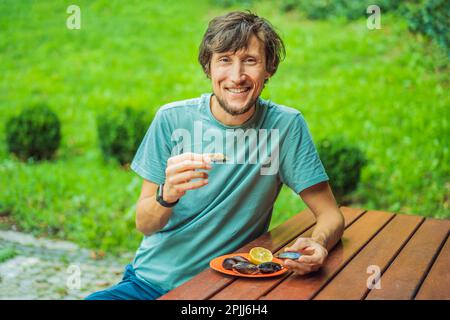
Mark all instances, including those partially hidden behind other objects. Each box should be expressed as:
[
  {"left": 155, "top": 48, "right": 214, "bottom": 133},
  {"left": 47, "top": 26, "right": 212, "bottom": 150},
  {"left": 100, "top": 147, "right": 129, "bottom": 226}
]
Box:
[{"left": 210, "top": 35, "right": 271, "bottom": 116}]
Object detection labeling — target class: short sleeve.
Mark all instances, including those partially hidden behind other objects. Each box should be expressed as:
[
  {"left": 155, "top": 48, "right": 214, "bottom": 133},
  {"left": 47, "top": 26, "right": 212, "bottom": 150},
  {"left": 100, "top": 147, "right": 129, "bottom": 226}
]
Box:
[
  {"left": 279, "top": 113, "right": 329, "bottom": 194},
  {"left": 130, "top": 110, "right": 172, "bottom": 184}
]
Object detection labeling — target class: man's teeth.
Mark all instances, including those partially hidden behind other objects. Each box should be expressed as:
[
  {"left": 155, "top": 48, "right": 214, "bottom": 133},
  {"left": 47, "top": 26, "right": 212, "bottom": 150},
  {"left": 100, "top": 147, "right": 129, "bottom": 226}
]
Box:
[{"left": 227, "top": 88, "right": 250, "bottom": 93}]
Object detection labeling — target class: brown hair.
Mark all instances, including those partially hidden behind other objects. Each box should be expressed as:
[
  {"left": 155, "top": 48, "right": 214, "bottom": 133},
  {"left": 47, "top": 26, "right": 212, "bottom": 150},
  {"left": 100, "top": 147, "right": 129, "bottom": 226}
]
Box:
[{"left": 198, "top": 11, "right": 286, "bottom": 81}]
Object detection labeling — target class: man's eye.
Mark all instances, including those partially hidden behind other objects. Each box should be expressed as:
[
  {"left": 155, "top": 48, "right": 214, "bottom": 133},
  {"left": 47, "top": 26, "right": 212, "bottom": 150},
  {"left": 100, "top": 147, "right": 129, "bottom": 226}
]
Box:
[
  {"left": 245, "top": 58, "right": 256, "bottom": 64},
  {"left": 219, "top": 57, "right": 230, "bottom": 63}
]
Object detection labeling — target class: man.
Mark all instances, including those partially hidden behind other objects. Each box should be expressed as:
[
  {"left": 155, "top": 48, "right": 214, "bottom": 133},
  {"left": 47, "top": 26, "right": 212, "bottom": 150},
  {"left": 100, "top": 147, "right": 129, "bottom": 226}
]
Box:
[{"left": 86, "top": 11, "right": 344, "bottom": 300}]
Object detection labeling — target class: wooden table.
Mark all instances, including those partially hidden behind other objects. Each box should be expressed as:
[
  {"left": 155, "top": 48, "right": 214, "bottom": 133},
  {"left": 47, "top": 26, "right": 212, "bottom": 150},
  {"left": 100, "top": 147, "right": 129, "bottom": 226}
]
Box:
[{"left": 159, "top": 207, "right": 450, "bottom": 300}]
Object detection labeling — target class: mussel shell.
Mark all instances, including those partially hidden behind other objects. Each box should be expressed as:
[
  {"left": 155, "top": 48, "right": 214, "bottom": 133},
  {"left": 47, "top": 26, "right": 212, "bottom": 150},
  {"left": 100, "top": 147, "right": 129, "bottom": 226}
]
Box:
[
  {"left": 222, "top": 258, "right": 237, "bottom": 270},
  {"left": 222, "top": 255, "right": 250, "bottom": 270},
  {"left": 231, "top": 256, "right": 249, "bottom": 263},
  {"left": 232, "top": 262, "right": 259, "bottom": 275},
  {"left": 258, "top": 262, "right": 282, "bottom": 274},
  {"left": 277, "top": 252, "right": 302, "bottom": 260}
]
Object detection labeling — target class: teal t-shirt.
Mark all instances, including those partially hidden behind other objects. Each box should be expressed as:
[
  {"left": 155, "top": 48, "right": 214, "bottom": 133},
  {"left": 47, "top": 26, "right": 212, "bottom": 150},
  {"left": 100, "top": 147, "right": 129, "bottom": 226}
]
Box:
[{"left": 130, "top": 93, "right": 328, "bottom": 292}]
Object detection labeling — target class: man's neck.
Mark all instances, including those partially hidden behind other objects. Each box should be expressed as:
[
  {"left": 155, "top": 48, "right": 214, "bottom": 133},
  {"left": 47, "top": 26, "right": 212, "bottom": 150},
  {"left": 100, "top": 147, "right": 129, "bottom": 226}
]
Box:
[{"left": 210, "top": 95, "right": 256, "bottom": 127}]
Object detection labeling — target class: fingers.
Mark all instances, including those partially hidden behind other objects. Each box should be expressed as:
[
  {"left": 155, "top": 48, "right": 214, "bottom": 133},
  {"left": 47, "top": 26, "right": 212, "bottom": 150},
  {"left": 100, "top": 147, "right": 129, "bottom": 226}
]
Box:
[
  {"left": 166, "top": 160, "right": 212, "bottom": 176},
  {"left": 286, "top": 237, "right": 313, "bottom": 252},
  {"left": 167, "top": 152, "right": 213, "bottom": 165},
  {"left": 163, "top": 153, "right": 216, "bottom": 202},
  {"left": 300, "top": 243, "right": 328, "bottom": 265},
  {"left": 284, "top": 246, "right": 314, "bottom": 256},
  {"left": 300, "top": 247, "right": 316, "bottom": 255},
  {"left": 284, "top": 239, "right": 314, "bottom": 263},
  {"left": 281, "top": 237, "right": 328, "bottom": 275},
  {"left": 283, "top": 259, "right": 320, "bottom": 275},
  {"left": 167, "top": 152, "right": 226, "bottom": 166},
  {"left": 298, "top": 251, "right": 326, "bottom": 265},
  {"left": 174, "top": 179, "right": 209, "bottom": 192},
  {"left": 167, "top": 170, "right": 209, "bottom": 185}
]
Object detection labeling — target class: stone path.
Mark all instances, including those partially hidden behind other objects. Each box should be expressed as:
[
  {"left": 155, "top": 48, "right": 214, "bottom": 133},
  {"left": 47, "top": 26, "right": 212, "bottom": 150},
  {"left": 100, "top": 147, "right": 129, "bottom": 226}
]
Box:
[{"left": 0, "top": 230, "right": 134, "bottom": 300}]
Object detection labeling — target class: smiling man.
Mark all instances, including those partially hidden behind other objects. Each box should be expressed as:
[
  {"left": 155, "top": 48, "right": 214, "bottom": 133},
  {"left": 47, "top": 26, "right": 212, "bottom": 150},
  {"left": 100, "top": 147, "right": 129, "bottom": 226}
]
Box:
[
  {"left": 209, "top": 35, "right": 269, "bottom": 121},
  {"left": 86, "top": 11, "right": 344, "bottom": 300}
]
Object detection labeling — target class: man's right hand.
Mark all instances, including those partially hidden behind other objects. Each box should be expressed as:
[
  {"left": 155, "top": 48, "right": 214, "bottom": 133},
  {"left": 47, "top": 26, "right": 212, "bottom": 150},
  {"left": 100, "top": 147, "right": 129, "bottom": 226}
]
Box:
[{"left": 163, "top": 153, "right": 213, "bottom": 203}]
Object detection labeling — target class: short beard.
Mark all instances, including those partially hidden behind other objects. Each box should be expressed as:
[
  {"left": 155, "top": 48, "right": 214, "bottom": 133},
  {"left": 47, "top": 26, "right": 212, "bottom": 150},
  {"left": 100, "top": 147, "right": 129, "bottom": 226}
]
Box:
[{"left": 213, "top": 94, "right": 257, "bottom": 116}]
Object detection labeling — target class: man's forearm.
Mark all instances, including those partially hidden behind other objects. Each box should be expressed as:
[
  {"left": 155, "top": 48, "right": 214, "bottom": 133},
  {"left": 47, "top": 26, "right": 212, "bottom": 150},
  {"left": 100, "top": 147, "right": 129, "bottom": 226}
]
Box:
[
  {"left": 136, "top": 196, "right": 173, "bottom": 236},
  {"left": 299, "top": 182, "right": 345, "bottom": 251},
  {"left": 311, "top": 208, "right": 345, "bottom": 251}
]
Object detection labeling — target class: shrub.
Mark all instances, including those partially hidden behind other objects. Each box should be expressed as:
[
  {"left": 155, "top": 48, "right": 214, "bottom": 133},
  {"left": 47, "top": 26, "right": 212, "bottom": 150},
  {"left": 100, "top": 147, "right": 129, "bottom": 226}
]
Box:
[
  {"left": 406, "top": 0, "right": 450, "bottom": 55},
  {"left": 5, "top": 104, "right": 61, "bottom": 161},
  {"left": 0, "top": 247, "right": 17, "bottom": 263},
  {"left": 280, "top": 0, "right": 300, "bottom": 13},
  {"left": 97, "top": 107, "right": 150, "bottom": 166},
  {"left": 317, "top": 137, "right": 367, "bottom": 204}
]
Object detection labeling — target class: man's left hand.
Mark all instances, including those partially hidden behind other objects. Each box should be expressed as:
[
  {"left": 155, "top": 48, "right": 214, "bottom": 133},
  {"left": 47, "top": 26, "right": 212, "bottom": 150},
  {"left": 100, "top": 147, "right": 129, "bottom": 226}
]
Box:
[{"left": 281, "top": 237, "right": 328, "bottom": 275}]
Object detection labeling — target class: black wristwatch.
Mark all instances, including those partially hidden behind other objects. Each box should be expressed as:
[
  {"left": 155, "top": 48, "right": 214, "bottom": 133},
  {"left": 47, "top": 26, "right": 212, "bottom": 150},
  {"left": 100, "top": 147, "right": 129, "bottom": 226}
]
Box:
[{"left": 156, "top": 184, "right": 179, "bottom": 208}]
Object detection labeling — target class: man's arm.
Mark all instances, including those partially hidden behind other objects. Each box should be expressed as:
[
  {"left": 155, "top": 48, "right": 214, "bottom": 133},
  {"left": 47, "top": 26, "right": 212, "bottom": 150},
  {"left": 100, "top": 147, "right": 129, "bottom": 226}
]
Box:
[
  {"left": 281, "top": 181, "right": 344, "bottom": 275},
  {"left": 300, "top": 181, "right": 345, "bottom": 251},
  {"left": 135, "top": 153, "right": 212, "bottom": 236},
  {"left": 135, "top": 180, "right": 174, "bottom": 236}
]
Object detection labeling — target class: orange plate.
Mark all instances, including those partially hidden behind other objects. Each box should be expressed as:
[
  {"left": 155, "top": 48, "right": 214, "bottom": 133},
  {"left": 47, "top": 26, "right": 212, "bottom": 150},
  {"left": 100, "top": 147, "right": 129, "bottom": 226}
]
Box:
[{"left": 210, "top": 253, "right": 288, "bottom": 278}]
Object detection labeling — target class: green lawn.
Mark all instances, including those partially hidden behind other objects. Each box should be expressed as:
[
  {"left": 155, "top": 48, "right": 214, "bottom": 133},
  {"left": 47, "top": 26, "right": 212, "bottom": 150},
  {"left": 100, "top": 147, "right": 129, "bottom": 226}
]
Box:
[{"left": 1, "top": 0, "right": 448, "bottom": 255}]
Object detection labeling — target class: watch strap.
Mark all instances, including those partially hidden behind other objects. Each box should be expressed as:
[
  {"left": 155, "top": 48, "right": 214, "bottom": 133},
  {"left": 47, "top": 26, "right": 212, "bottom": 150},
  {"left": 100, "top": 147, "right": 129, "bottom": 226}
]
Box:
[{"left": 156, "top": 184, "right": 179, "bottom": 208}]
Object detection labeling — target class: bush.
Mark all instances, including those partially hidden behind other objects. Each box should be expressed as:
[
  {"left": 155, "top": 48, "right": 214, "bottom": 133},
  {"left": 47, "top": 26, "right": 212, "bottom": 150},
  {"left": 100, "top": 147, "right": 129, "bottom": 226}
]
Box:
[
  {"left": 0, "top": 247, "right": 17, "bottom": 263},
  {"left": 291, "top": 0, "right": 402, "bottom": 20},
  {"left": 406, "top": 0, "right": 450, "bottom": 55},
  {"left": 97, "top": 107, "right": 150, "bottom": 166},
  {"left": 317, "top": 137, "right": 367, "bottom": 204},
  {"left": 5, "top": 104, "right": 61, "bottom": 161},
  {"left": 280, "top": 0, "right": 300, "bottom": 13}
]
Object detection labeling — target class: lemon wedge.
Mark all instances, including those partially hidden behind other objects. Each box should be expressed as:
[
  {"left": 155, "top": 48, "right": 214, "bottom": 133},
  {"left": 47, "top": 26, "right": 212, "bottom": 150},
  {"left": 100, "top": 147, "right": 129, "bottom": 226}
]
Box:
[{"left": 249, "top": 247, "right": 273, "bottom": 265}]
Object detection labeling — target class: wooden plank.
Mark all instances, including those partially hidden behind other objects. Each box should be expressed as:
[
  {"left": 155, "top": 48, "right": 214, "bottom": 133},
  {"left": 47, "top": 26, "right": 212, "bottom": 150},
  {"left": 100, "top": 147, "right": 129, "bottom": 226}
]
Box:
[
  {"left": 210, "top": 207, "right": 365, "bottom": 300},
  {"left": 415, "top": 234, "right": 450, "bottom": 300},
  {"left": 260, "top": 210, "right": 394, "bottom": 300},
  {"left": 366, "top": 218, "right": 450, "bottom": 300},
  {"left": 158, "top": 208, "right": 317, "bottom": 300},
  {"left": 314, "top": 214, "right": 424, "bottom": 300}
]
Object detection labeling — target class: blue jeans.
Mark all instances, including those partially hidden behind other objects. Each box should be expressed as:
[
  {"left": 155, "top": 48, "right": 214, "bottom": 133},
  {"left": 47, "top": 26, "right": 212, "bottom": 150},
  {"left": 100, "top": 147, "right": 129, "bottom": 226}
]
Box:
[{"left": 85, "top": 264, "right": 167, "bottom": 300}]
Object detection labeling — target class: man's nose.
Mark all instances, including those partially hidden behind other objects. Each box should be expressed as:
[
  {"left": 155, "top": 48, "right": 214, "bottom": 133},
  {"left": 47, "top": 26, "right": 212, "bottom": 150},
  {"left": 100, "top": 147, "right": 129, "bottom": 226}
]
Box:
[{"left": 229, "top": 62, "right": 246, "bottom": 83}]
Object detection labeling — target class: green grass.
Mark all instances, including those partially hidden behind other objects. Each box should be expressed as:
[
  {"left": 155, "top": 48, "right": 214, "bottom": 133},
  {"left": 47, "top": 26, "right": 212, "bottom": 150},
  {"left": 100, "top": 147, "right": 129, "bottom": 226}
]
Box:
[
  {"left": 0, "top": 247, "right": 18, "bottom": 263},
  {"left": 0, "top": 0, "right": 448, "bottom": 255}
]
